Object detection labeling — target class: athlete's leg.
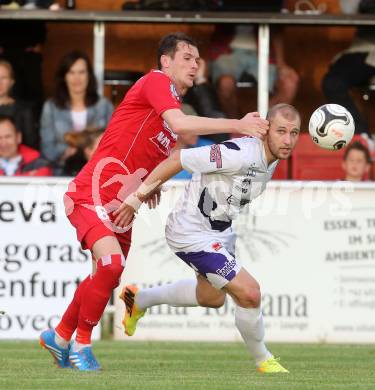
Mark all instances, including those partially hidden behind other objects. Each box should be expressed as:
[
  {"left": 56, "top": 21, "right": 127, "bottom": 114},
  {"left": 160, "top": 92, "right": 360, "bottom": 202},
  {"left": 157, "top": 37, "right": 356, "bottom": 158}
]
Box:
[
  {"left": 40, "top": 252, "right": 101, "bottom": 369},
  {"left": 134, "top": 274, "right": 225, "bottom": 311},
  {"left": 55, "top": 254, "right": 97, "bottom": 344},
  {"left": 42, "top": 196, "right": 130, "bottom": 370},
  {"left": 195, "top": 274, "right": 226, "bottom": 308},
  {"left": 121, "top": 274, "right": 226, "bottom": 336},
  {"left": 225, "top": 268, "right": 288, "bottom": 372},
  {"left": 120, "top": 242, "right": 231, "bottom": 336},
  {"left": 224, "top": 268, "right": 271, "bottom": 363},
  {"left": 54, "top": 274, "right": 91, "bottom": 345},
  {"left": 68, "top": 235, "right": 127, "bottom": 370},
  {"left": 75, "top": 236, "right": 125, "bottom": 346},
  {"left": 135, "top": 278, "right": 199, "bottom": 310},
  {"left": 128, "top": 243, "right": 228, "bottom": 312}
]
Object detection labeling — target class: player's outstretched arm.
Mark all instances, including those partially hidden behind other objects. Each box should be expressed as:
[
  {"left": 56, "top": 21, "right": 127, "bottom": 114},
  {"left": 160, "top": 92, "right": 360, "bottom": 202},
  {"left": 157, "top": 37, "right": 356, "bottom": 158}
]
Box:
[
  {"left": 162, "top": 109, "right": 269, "bottom": 139},
  {"left": 113, "top": 151, "right": 183, "bottom": 228}
]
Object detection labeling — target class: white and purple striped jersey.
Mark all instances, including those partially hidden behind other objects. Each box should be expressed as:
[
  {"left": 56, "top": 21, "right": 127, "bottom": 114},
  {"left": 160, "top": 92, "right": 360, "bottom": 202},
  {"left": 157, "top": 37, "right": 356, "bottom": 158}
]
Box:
[{"left": 165, "top": 137, "right": 278, "bottom": 252}]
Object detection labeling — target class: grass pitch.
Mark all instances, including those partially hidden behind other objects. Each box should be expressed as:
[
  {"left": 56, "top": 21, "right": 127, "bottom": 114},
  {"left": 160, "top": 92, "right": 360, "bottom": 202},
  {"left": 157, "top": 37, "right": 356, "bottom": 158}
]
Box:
[{"left": 0, "top": 341, "right": 374, "bottom": 389}]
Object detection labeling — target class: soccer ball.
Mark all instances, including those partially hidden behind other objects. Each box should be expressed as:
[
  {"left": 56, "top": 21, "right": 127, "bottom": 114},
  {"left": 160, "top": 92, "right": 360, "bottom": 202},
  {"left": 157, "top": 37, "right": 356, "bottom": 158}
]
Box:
[{"left": 309, "top": 104, "right": 355, "bottom": 150}]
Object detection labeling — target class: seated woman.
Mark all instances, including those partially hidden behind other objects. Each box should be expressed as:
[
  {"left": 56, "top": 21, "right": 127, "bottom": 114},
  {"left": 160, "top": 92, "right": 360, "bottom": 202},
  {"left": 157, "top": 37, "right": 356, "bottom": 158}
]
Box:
[
  {"left": 0, "top": 60, "right": 37, "bottom": 148},
  {"left": 40, "top": 51, "right": 113, "bottom": 172},
  {"left": 62, "top": 128, "right": 104, "bottom": 177}
]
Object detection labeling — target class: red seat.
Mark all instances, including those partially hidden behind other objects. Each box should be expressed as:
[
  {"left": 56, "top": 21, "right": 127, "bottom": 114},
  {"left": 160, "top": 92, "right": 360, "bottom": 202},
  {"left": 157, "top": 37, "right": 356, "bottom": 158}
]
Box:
[
  {"left": 291, "top": 134, "right": 368, "bottom": 180},
  {"left": 371, "top": 150, "right": 375, "bottom": 180},
  {"left": 272, "top": 158, "right": 289, "bottom": 180}
]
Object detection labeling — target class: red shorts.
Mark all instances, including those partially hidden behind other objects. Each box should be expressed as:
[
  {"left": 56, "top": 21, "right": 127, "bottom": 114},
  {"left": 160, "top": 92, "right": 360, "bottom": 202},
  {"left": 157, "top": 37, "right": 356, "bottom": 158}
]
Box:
[{"left": 66, "top": 202, "right": 132, "bottom": 257}]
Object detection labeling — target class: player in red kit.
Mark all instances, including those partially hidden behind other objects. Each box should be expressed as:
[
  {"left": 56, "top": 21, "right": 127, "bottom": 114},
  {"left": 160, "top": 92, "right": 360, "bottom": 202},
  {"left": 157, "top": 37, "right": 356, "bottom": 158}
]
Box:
[{"left": 39, "top": 32, "right": 269, "bottom": 371}]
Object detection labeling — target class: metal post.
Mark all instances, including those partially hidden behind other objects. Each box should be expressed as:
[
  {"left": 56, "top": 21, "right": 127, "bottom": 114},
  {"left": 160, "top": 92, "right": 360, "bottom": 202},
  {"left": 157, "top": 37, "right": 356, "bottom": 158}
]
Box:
[
  {"left": 258, "top": 24, "right": 270, "bottom": 118},
  {"left": 94, "top": 21, "right": 105, "bottom": 96}
]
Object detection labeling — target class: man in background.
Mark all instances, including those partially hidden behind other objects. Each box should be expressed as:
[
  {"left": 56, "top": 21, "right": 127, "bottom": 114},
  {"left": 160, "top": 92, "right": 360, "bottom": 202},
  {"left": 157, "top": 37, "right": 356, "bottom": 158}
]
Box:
[
  {"left": 322, "top": 0, "right": 375, "bottom": 136},
  {"left": 209, "top": 1, "right": 299, "bottom": 119},
  {"left": 0, "top": 115, "right": 51, "bottom": 176}
]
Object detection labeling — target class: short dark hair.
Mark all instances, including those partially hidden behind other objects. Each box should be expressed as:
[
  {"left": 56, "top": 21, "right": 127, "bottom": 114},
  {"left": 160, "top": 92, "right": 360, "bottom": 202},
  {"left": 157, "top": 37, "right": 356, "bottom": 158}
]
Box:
[
  {"left": 0, "top": 114, "right": 18, "bottom": 132},
  {"left": 53, "top": 50, "right": 99, "bottom": 109},
  {"left": 344, "top": 141, "right": 372, "bottom": 163},
  {"left": 157, "top": 32, "right": 198, "bottom": 70},
  {"left": 266, "top": 103, "right": 301, "bottom": 124}
]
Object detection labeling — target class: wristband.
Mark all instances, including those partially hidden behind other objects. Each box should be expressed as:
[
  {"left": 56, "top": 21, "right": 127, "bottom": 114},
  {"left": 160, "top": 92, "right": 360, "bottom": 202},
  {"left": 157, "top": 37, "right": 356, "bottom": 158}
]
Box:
[
  {"left": 124, "top": 180, "right": 161, "bottom": 212},
  {"left": 124, "top": 192, "right": 143, "bottom": 213}
]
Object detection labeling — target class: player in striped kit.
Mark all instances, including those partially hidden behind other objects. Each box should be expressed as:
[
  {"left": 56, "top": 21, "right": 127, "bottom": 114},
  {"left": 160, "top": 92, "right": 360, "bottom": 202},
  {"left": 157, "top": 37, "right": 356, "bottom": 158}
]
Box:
[{"left": 116, "top": 103, "right": 301, "bottom": 373}]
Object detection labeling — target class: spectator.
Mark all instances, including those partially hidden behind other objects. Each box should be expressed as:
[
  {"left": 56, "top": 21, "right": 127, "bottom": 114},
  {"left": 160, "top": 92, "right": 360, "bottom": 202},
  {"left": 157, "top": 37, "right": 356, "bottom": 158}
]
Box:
[
  {"left": 184, "top": 58, "right": 228, "bottom": 143},
  {"left": 0, "top": 15, "right": 47, "bottom": 119},
  {"left": 184, "top": 58, "right": 225, "bottom": 119},
  {"left": 0, "top": 115, "right": 51, "bottom": 176},
  {"left": 62, "top": 128, "right": 104, "bottom": 176},
  {"left": 209, "top": 23, "right": 299, "bottom": 119},
  {"left": 40, "top": 51, "right": 113, "bottom": 172},
  {"left": 0, "top": 60, "right": 37, "bottom": 148},
  {"left": 322, "top": 0, "right": 375, "bottom": 135},
  {"left": 342, "top": 141, "right": 372, "bottom": 181}
]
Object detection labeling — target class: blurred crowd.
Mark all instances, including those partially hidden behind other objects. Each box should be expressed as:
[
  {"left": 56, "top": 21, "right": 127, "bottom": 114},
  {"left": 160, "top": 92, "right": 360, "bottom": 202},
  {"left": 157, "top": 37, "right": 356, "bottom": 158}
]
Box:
[{"left": 0, "top": 0, "right": 373, "bottom": 181}]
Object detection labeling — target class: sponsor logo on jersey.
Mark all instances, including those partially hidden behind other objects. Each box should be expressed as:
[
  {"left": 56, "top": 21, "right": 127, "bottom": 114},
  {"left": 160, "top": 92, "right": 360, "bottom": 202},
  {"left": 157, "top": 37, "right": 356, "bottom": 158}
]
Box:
[
  {"left": 150, "top": 131, "right": 172, "bottom": 156},
  {"left": 212, "top": 242, "right": 222, "bottom": 251},
  {"left": 210, "top": 144, "right": 222, "bottom": 168},
  {"left": 163, "top": 120, "right": 178, "bottom": 140}
]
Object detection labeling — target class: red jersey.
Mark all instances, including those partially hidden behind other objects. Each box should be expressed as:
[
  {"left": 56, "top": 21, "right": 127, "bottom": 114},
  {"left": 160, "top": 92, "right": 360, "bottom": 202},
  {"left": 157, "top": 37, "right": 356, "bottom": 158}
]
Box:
[{"left": 70, "top": 70, "right": 181, "bottom": 209}]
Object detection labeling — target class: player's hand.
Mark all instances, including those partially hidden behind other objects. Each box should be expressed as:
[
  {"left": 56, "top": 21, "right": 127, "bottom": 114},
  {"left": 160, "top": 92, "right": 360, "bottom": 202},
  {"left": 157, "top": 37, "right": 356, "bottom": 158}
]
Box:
[
  {"left": 146, "top": 189, "right": 161, "bottom": 209},
  {"left": 113, "top": 202, "right": 137, "bottom": 229},
  {"left": 61, "top": 146, "right": 77, "bottom": 162},
  {"left": 238, "top": 112, "right": 269, "bottom": 140}
]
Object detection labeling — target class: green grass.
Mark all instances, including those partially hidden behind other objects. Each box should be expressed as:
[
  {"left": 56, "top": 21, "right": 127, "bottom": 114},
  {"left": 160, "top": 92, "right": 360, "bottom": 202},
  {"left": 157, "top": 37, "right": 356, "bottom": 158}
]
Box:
[{"left": 0, "top": 341, "right": 374, "bottom": 389}]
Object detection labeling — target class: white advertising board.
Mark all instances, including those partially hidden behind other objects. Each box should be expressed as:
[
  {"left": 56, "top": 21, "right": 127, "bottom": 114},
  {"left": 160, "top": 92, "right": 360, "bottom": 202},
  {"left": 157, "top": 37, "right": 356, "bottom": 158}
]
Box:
[
  {"left": 1, "top": 178, "right": 374, "bottom": 343},
  {"left": 0, "top": 178, "right": 100, "bottom": 340},
  {"left": 114, "top": 181, "right": 375, "bottom": 343}
]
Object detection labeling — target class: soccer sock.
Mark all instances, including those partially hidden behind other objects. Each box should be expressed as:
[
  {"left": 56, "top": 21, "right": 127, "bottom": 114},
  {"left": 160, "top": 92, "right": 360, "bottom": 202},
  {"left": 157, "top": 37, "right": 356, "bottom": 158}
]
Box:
[
  {"left": 54, "top": 332, "right": 70, "bottom": 349},
  {"left": 55, "top": 275, "right": 91, "bottom": 343},
  {"left": 234, "top": 305, "right": 272, "bottom": 365},
  {"left": 135, "top": 279, "right": 199, "bottom": 310},
  {"left": 76, "top": 254, "right": 126, "bottom": 344},
  {"left": 71, "top": 340, "right": 91, "bottom": 353}
]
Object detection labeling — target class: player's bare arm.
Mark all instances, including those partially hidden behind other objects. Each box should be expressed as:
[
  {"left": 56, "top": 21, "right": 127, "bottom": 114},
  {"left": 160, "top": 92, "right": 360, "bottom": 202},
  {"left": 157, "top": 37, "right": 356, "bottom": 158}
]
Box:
[
  {"left": 162, "top": 109, "right": 269, "bottom": 139},
  {"left": 113, "top": 151, "right": 183, "bottom": 228}
]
